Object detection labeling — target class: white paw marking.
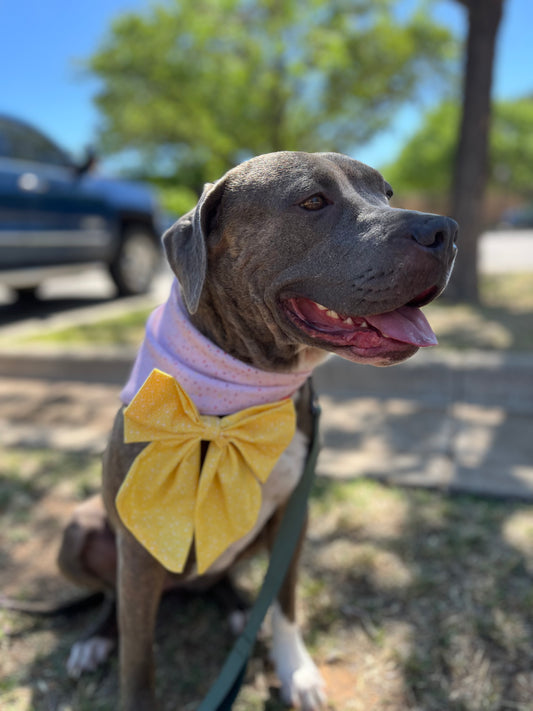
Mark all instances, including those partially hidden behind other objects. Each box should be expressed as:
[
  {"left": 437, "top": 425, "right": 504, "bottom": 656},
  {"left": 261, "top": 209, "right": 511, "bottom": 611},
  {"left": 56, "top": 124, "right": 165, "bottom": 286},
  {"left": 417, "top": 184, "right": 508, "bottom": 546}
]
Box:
[
  {"left": 67, "top": 636, "right": 115, "bottom": 679},
  {"left": 270, "top": 602, "right": 327, "bottom": 710}
]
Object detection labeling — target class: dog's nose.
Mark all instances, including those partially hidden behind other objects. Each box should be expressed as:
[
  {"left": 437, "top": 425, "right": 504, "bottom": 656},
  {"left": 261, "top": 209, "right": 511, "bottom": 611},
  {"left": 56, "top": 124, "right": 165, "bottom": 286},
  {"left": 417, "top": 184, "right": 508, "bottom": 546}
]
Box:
[{"left": 410, "top": 216, "right": 458, "bottom": 250}]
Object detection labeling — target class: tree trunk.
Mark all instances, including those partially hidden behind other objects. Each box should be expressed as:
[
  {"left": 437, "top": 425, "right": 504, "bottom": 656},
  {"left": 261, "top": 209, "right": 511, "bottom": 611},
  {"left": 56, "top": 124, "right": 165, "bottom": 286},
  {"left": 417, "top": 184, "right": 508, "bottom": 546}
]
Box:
[{"left": 447, "top": 0, "right": 504, "bottom": 303}]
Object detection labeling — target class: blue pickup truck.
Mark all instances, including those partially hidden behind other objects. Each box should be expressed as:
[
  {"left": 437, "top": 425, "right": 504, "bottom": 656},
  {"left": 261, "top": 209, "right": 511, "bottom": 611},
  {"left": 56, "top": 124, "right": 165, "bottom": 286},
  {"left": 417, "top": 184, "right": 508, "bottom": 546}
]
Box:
[{"left": 0, "top": 114, "right": 165, "bottom": 299}]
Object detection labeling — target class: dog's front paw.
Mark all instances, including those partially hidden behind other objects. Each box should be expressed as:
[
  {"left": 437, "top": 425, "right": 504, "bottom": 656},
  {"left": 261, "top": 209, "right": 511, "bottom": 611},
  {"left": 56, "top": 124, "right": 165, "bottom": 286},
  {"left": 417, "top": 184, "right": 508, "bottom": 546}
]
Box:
[
  {"left": 271, "top": 603, "right": 326, "bottom": 710},
  {"left": 278, "top": 657, "right": 327, "bottom": 711},
  {"left": 67, "top": 636, "right": 115, "bottom": 678}
]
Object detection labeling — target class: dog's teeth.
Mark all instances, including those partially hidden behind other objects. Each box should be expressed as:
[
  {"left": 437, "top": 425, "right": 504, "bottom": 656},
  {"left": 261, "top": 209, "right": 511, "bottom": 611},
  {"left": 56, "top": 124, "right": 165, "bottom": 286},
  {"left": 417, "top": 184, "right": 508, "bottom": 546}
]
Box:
[
  {"left": 326, "top": 310, "right": 340, "bottom": 320},
  {"left": 360, "top": 320, "right": 369, "bottom": 328},
  {"left": 316, "top": 303, "right": 328, "bottom": 311},
  {"left": 344, "top": 317, "right": 354, "bottom": 325}
]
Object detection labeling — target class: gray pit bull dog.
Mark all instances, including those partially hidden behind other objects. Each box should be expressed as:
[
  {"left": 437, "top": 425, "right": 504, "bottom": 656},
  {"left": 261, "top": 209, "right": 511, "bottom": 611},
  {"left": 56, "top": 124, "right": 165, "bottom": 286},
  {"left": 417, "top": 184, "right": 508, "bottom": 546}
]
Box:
[{"left": 58, "top": 151, "right": 457, "bottom": 710}]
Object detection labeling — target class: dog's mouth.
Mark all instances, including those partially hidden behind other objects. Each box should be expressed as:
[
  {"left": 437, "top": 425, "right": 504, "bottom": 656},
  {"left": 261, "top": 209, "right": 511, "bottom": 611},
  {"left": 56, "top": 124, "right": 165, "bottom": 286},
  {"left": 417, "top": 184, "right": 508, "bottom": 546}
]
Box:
[{"left": 283, "top": 287, "right": 440, "bottom": 364}]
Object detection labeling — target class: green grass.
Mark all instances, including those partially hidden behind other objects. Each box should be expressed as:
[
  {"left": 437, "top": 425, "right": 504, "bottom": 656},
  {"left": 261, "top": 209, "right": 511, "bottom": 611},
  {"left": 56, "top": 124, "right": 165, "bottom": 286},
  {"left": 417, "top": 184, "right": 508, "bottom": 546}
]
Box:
[
  {"left": 2, "top": 451, "right": 533, "bottom": 710},
  {"left": 13, "top": 308, "right": 153, "bottom": 348}
]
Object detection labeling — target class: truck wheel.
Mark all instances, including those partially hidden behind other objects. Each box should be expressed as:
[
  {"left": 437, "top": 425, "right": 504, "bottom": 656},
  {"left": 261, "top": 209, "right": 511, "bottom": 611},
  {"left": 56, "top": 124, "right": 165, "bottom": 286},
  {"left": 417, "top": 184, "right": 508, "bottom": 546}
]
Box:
[
  {"left": 109, "top": 226, "right": 160, "bottom": 296},
  {"left": 15, "top": 286, "right": 39, "bottom": 302}
]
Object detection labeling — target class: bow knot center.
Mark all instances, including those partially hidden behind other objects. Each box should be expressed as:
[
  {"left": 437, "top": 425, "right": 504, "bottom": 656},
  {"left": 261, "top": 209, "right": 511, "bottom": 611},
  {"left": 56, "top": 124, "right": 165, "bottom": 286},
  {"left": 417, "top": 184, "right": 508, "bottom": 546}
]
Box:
[{"left": 200, "top": 414, "right": 226, "bottom": 447}]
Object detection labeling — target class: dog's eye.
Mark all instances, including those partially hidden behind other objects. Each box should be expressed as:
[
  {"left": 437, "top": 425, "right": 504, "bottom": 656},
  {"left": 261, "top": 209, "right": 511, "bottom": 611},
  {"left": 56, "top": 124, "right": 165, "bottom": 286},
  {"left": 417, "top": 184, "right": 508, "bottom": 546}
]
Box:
[
  {"left": 385, "top": 187, "right": 394, "bottom": 200},
  {"left": 299, "top": 194, "right": 329, "bottom": 211}
]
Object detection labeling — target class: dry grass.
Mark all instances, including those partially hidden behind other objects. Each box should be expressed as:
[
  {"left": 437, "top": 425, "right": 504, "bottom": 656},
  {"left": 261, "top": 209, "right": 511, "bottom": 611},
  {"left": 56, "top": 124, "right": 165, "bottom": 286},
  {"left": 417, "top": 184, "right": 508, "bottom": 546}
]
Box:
[
  {"left": 2, "top": 449, "right": 533, "bottom": 710},
  {"left": 9, "top": 308, "right": 152, "bottom": 348}
]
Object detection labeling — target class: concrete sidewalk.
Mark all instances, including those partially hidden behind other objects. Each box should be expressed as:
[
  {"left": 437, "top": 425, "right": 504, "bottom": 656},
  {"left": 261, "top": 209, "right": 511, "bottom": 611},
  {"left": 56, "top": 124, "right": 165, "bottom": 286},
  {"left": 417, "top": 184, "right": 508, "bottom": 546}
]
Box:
[
  {"left": 314, "top": 351, "right": 533, "bottom": 500},
  {"left": 1, "top": 347, "right": 532, "bottom": 501}
]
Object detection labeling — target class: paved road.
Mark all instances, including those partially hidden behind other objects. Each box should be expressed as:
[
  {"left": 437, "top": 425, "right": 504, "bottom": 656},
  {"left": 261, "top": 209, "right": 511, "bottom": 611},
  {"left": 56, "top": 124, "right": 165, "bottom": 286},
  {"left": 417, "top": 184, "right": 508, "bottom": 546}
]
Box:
[
  {"left": 0, "top": 260, "right": 173, "bottom": 304},
  {"left": 0, "top": 263, "right": 173, "bottom": 336},
  {"left": 480, "top": 229, "right": 533, "bottom": 273}
]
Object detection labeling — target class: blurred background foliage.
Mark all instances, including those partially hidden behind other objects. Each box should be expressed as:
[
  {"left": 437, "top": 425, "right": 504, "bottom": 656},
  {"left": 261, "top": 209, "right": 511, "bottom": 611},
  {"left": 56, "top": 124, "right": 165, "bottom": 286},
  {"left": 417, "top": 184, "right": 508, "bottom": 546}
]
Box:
[
  {"left": 86, "top": 0, "right": 527, "bottom": 303},
  {"left": 384, "top": 96, "right": 533, "bottom": 198},
  {"left": 87, "top": 0, "right": 457, "bottom": 201}
]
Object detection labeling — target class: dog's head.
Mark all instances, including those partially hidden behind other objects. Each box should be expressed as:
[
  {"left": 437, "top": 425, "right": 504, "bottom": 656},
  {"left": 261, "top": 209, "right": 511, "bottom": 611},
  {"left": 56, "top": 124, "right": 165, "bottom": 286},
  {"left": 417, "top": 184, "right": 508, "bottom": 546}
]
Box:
[{"left": 163, "top": 151, "right": 458, "bottom": 370}]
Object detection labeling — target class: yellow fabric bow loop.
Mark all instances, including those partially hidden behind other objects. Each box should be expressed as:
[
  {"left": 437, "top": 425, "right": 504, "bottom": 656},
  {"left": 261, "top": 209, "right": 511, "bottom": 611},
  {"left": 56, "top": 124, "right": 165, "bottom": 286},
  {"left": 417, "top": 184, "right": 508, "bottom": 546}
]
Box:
[{"left": 116, "top": 369, "right": 296, "bottom": 574}]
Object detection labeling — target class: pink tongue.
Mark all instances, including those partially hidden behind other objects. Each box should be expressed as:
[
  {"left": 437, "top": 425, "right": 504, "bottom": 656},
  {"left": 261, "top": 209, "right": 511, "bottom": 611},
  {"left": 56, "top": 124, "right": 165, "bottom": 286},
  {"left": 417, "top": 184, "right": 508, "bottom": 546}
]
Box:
[{"left": 366, "top": 306, "right": 438, "bottom": 347}]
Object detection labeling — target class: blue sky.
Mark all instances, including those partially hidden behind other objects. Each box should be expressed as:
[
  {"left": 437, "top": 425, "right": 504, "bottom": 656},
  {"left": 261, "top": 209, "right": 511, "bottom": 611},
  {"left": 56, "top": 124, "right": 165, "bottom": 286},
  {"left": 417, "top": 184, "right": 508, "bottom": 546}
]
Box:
[{"left": 1, "top": 0, "right": 531, "bottom": 171}]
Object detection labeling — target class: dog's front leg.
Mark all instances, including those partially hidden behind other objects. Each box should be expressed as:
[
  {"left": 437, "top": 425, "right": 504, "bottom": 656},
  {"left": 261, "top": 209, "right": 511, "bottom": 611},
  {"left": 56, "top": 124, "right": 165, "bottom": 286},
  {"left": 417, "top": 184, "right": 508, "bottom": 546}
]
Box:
[
  {"left": 117, "top": 526, "right": 167, "bottom": 711},
  {"left": 268, "top": 512, "right": 326, "bottom": 711}
]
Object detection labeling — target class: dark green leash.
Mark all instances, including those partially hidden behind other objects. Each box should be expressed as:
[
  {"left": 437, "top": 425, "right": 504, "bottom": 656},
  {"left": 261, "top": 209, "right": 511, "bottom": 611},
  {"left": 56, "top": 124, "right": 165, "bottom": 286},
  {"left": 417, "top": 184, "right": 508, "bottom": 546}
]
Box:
[{"left": 197, "top": 385, "right": 321, "bottom": 711}]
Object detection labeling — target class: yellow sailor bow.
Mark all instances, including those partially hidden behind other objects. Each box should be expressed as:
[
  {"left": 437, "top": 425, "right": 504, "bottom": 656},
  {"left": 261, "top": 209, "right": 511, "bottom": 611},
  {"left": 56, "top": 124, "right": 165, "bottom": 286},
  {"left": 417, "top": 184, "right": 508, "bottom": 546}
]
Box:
[{"left": 116, "top": 369, "right": 296, "bottom": 574}]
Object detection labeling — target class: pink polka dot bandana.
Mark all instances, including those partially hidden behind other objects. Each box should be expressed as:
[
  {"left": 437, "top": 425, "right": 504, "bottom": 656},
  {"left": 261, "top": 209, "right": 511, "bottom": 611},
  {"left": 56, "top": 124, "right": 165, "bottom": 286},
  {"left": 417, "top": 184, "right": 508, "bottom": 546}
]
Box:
[{"left": 120, "top": 280, "right": 313, "bottom": 415}]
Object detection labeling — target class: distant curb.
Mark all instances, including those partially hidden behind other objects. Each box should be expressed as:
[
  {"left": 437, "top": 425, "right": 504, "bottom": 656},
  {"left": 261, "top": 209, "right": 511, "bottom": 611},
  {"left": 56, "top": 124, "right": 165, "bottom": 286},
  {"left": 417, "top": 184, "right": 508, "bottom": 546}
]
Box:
[{"left": 0, "top": 346, "right": 136, "bottom": 384}]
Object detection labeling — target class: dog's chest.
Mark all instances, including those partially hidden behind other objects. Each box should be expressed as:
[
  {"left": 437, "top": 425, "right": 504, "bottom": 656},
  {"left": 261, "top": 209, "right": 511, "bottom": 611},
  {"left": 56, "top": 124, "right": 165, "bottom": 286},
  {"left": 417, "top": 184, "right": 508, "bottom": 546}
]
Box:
[{"left": 192, "top": 428, "right": 309, "bottom": 577}]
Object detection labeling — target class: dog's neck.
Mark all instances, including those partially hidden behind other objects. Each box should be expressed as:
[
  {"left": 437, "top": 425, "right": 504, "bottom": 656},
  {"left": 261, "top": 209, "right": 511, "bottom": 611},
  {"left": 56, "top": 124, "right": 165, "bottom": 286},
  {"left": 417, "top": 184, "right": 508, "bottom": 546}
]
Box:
[
  {"left": 120, "top": 280, "right": 315, "bottom": 415},
  {"left": 191, "top": 281, "right": 327, "bottom": 374}
]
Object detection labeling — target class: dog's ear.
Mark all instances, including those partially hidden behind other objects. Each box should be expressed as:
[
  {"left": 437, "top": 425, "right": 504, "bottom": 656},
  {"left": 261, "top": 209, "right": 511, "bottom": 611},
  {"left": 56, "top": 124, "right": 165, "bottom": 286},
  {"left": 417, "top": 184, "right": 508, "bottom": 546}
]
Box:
[{"left": 163, "top": 178, "right": 226, "bottom": 313}]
